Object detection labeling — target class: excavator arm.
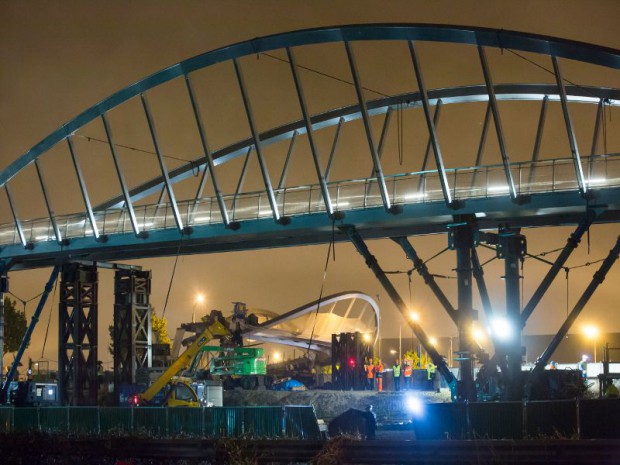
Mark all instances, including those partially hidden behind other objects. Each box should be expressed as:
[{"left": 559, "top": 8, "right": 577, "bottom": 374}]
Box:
[{"left": 139, "top": 317, "right": 231, "bottom": 404}]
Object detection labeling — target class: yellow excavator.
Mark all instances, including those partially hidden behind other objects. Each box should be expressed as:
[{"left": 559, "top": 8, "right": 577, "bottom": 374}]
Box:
[{"left": 133, "top": 313, "right": 232, "bottom": 407}]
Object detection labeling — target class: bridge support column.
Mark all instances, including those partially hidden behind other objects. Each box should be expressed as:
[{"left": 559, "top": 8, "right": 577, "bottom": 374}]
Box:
[
  {"left": 449, "top": 222, "right": 477, "bottom": 401},
  {"left": 58, "top": 263, "right": 98, "bottom": 406},
  {"left": 497, "top": 228, "right": 526, "bottom": 400},
  {"left": 114, "top": 269, "right": 152, "bottom": 402}
]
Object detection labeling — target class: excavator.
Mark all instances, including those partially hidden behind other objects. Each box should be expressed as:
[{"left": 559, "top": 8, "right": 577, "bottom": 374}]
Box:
[{"left": 132, "top": 311, "right": 232, "bottom": 407}]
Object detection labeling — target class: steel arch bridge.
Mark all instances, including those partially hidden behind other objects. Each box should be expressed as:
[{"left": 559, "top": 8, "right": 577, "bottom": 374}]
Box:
[{"left": 1, "top": 24, "right": 619, "bottom": 404}]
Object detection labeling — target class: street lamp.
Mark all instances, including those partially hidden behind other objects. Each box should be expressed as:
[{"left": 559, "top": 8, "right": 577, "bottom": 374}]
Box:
[
  {"left": 583, "top": 325, "right": 599, "bottom": 362},
  {"left": 192, "top": 293, "right": 206, "bottom": 323},
  {"left": 472, "top": 326, "right": 486, "bottom": 347}
]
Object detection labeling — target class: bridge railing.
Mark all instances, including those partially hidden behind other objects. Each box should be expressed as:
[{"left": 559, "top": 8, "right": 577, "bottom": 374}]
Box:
[{"left": 0, "top": 154, "right": 617, "bottom": 246}]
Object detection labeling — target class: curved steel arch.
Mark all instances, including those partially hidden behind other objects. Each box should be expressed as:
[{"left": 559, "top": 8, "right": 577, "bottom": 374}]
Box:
[
  {"left": 96, "top": 83, "right": 620, "bottom": 210},
  {"left": 244, "top": 291, "right": 381, "bottom": 352},
  {"left": 3, "top": 23, "right": 619, "bottom": 187}
]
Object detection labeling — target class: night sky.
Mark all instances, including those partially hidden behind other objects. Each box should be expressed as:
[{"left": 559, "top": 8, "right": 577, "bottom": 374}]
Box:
[{"left": 1, "top": 1, "right": 619, "bottom": 371}]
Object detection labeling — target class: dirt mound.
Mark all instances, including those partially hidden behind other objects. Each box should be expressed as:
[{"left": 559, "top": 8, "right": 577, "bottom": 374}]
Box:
[{"left": 223, "top": 389, "right": 449, "bottom": 423}]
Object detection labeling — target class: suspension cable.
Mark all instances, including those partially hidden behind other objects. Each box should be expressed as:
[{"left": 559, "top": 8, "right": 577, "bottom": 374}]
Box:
[
  {"left": 41, "top": 275, "right": 59, "bottom": 358},
  {"left": 161, "top": 236, "right": 185, "bottom": 318},
  {"left": 306, "top": 218, "right": 336, "bottom": 355}
]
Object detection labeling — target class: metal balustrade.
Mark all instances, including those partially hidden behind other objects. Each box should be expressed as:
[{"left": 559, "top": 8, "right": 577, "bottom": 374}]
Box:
[{"left": 0, "top": 153, "right": 617, "bottom": 247}]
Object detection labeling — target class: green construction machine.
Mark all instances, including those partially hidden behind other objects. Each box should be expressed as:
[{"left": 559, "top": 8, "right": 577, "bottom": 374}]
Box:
[{"left": 190, "top": 345, "right": 267, "bottom": 390}]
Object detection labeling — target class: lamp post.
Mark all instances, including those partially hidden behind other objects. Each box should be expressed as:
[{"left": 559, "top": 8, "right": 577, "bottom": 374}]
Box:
[
  {"left": 193, "top": 293, "right": 205, "bottom": 323},
  {"left": 583, "top": 325, "right": 599, "bottom": 362}
]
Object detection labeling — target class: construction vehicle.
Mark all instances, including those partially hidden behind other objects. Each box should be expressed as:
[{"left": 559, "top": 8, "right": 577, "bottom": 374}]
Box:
[
  {"left": 190, "top": 346, "right": 267, "bottom": 390},
  {"left": 133, "top": 312, "right": 232, "bottom": 407}
]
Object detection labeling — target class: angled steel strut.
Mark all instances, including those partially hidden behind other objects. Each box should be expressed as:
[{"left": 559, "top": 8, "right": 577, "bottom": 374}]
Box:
[
  {"left": 341, "top": 225, "right": 456, "bottom": 392},
  {"left": 526, "top": 233, "right": 620, "bottom": 396},
  {"left": 520, "top": 210, "right": 599, "bottom": 329},
  {"left": 391, "top": 236, "right": 458, "bottom": 325}
]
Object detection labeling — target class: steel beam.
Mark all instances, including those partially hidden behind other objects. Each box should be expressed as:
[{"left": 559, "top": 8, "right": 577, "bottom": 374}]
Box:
[
  {"left": 365, "top": 110, "right": 393, "bottom": 198},
  {"left": 471, "top": 247, "right": 493, "bottom": 325},
  {"left": 344, "top": 41, "right": 393, "bottom": 213},
  {"left": 233, "top": 58, "right": 283, "bottom": 223},
  {"left": 185, "top": 75, "right": 234, "bottom": 228},
  {"left": 34, "top": 160, "right": 62, "bottom": 244},
  {"left": 287, "top": 47, "right": 334, "bottom": 216},
  {"left": 497, "top": 229, "right": 526, "bottom": 401},
  {"left": 278, "top": 133, "right": 297, "bottom": 189},
  {"left": 341, "top": 225, "right": 456, "bottom": 394},
  {"left": 526, "top": 233, "right": 620, "bottom": 395},
  {"left": 5, "top": 185, "right": 27, "bottom": 246},
  {"left": 232, "top": 147, "right": 253, "bottom": 219},
  {"left": 478, "top": 46, "right": 518, "bottom": 201},
  {"left": 450, "top": 223, "right": 477, "bottom": 401},
  {"left": 552, "top": 56, "right": 587, "bottom": 195},
  {"left": 527, "top": 96, "right": 549, "bottom": 188},
  {"left": 326, "top": 118, "right": 345, "bottom": 182},
  {"left": 589, "top": 99, "right": 604, "bottom": 181},
  {"left": 58, "top": 263, "right": 99, "bottom": 405},
  {"left": 0, "top": 266, "right": 59, "bottom": 399},
  {"left": 421, "top": 100, "right": 443, "bottom": 172},
  {"left": 590, "top": 98, "right": 604, "bottom": 157},
  {"left": 193, "top": 164, "right": 210, "bottom": 205},
  {"left": 67, "top": 137, "right": 100, "bottom": 239},
  {"left": 141, "top": 94, "right": 184, "bottom": 233},
  {"left": 418, "top": 101, "right": 443, "bottom": 192},
  {"left": 101, "top": 113, "right": 141, "bottom": 237},
  {"left": 409, "top": 41, "right": 454, "bottom": 207},
  {"left": 391, "top": 236, "right": 458, "bottom": 325},
  {"left": 520, "top": 210, "right": 598, "bottom": 328}
]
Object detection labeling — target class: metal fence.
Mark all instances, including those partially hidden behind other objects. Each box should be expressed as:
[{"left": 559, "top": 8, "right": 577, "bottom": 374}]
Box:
[
  {"left": 414, "top": 399, "right": 620, "bottom": 440},
  {"left": 0, "top": 405, "right": 321, "bottom": 439}
]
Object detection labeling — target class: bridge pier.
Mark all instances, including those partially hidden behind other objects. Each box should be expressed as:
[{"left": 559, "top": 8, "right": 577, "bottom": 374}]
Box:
[
  {"left": 58, "top": 263, "right": 99, "bottom": 406},
  {"left": 113, "top": 269, "right": 152, "bottom": 403},
  {"left": 497, "top": 228, "right": 527, "bottom": 401},
  {"left": 449, "top": 222, "right": 477, "bottom": 402}
]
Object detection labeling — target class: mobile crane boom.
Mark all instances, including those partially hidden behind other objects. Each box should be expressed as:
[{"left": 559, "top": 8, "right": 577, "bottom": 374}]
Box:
[{"left": 139, "top": 317, "right": 231, "bottom": 405}]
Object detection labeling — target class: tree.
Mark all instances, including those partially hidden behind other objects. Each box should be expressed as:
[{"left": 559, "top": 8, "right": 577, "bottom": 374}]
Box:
[
  {"left": 151, "top": 310, "right": 171, "bottom": 345},
  {"left": 3, "top": 297, "right": 28, "bottom": 354}
]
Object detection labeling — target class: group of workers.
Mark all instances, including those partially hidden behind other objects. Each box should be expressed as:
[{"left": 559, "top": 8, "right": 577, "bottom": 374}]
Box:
[{"left": 363, "top": 358, "right": 438, "bottom": 392}]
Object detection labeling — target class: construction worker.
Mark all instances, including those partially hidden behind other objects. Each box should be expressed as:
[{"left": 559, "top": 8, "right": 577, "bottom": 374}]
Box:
[
  {"left": 427, "top": 361, "right": 438, "bottom": 393},
  {"left": 392, "top": 359, "right": 401, "bottom": 391},
  {"left": 403, "top": 359, "right": 413, "bottom": 390},
  {"left": 364, "top": 358, "right": 375, "bottom": 391},
  {"left": 375, "top": 359, "right": 384, "bottom": 392}
]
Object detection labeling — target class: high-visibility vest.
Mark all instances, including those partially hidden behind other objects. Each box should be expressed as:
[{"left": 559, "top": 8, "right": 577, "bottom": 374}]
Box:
[
  {"left": 393, "top": 364, "right": 401, "bottom": 377},
  {"left": 365, "top": 364, "right": 374, "bottom": 379},
  {"left": 403, "top": 365, "right": 412, "bottom": 377},
  {"left": 375, "top": 363, "right": 384, "bottom": 378}
]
